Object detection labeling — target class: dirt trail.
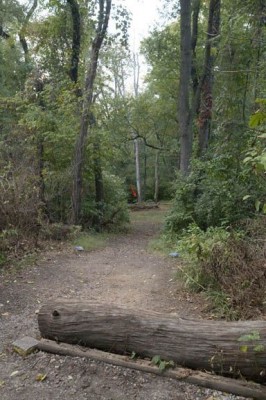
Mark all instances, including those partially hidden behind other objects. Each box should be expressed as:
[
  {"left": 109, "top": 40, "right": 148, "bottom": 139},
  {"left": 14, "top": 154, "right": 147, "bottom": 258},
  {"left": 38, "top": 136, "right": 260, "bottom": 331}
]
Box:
[{"left": 0, "top": 209, "right": 247, "bottom": 399}]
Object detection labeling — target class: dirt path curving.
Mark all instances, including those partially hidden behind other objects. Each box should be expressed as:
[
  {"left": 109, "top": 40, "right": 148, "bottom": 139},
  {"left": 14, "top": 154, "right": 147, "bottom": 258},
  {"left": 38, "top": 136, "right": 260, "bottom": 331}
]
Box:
[{"left": 0, "top": 208, "right": 248, "bottom": 399}]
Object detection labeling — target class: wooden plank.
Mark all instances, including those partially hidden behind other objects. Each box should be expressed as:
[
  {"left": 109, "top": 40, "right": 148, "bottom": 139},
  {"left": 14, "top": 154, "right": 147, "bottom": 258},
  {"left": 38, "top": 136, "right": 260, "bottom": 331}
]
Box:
[{"left": 37, "top": 338, "right": 266, "bottom": 400}]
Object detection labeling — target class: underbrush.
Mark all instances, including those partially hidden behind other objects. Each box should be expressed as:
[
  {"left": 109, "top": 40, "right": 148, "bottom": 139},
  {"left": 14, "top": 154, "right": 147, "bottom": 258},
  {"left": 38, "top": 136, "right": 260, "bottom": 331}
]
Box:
[
  {"left": 131, "top": 202, "right": 171, "bottom": 225},
  {"left": 171, "top": 218, "right": 266, "bottom": 320}
]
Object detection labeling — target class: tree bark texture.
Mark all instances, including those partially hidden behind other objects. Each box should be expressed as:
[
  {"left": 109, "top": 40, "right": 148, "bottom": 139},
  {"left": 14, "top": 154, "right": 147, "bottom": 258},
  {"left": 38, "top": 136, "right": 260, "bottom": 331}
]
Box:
[
  {"left": 179, "top": 0, "right": 193, "bottom": 175},
  {"left": 191, "top": 0, "right": 201, "bottom": 97},
  {"left": 93, "top": 139, "right": 104, "bottom": 229},
  {"left": 18, "top": 0, "right": 38, "bottom": 65},
  {"left": 154, "top": 151, "right": 160, "bottom": 203},
  {"left": 72, "top": 0, "right": 111, "bottom": 224},
  {"left": 134, "top": 138, "right": 142, "bottom": 203},
  {"left": 67, "top": 0, "right": 81, "bottom": 83},
  {"left": 198, "top": 0, "right": 220, "bottom": 155},
  {"left": 38, "top": 301, "right": 266, "bottom": 382}
]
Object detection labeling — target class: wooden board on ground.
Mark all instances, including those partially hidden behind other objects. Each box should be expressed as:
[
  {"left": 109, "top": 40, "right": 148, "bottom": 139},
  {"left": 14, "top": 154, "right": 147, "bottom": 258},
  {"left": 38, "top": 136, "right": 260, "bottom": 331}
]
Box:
[
  {"left": 37, "top": 338, "right": 266, "bottom": 400},
  {"left": 38, "top": 301, "right": 266, "bottom": 383}
]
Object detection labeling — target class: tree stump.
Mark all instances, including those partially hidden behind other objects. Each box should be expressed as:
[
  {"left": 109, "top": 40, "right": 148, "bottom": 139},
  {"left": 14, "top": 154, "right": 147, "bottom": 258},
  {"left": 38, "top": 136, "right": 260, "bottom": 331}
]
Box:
[{"left": 38, "top": 300, "right": 266, "bottom": 382}]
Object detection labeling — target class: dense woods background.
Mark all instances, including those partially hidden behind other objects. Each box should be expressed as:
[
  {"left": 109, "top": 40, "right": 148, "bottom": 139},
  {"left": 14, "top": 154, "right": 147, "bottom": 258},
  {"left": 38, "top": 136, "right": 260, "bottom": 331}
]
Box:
[{"left": 0, "top": 0, "right": 265, "bottom": 318}]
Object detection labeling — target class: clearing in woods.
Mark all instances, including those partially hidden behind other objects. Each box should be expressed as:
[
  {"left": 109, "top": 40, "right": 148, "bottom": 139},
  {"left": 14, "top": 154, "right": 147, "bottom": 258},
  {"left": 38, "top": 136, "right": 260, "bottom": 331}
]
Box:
[{"left": 0, "top": 206, "right": 247, "bottom": 400}]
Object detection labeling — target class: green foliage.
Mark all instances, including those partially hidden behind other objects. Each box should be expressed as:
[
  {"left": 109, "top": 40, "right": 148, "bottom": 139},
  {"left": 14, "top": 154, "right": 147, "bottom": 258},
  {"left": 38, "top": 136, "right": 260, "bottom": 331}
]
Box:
[
  {"left": 238, "top": 331, "right": 260, "bottom": 342},
  {"left": 176, "top": 224, "right": 231, "bottom": 292},
  {"left": 174, "top": 218, "right": 266, "bottom": 319},
  {"left": 101, "top": 172, "right": 130, "bottom": 230},
  {"left": 166, "top": 123, "right": 266, "bottom": 235},
  {"left": 40, "top": 223, "right": 81, "bottom": 241},
  {"left": 81, "top": 172, "right": 130, "bottom": 231},
  {"left": 151, "top": 355, "right": 175, "bottom": 372},
  {"left": 243, "top": 100, "right": 266, "bottom": 212},
  {"left": 238, "top": 331, "right": 265, "bottom": 354}
]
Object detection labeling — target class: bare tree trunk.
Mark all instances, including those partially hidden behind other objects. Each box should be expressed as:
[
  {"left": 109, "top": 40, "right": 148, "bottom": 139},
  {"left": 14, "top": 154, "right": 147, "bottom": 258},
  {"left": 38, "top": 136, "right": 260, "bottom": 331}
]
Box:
[
  {"left": 37, "top": 136, "right": 46, "bottom": 211},
  {"left": 132, "top": 52, "right": 142, "bottom": 203},
  {"left": 143, "top": 144, "right": 147, "bottom": 201},
  {"left": 33, "top": 73, "right": 48, "bottom": 218},
  {"left": 179, "top": 0, "right": 193, "bottom": 175},
  {"left": 93, "top": 139, "right": 104, "bottom": 229},
  {"left": 67, "top": 0, "right": 81, "bottom": 84},
  {"left": 134, "top": 138, "right": 142, "bottom": 203},
  {"left": 18, "top": 0, "right": 38, "bottom": 66},
  {"left": 72, "top": 0, "right": 112, "bottom": 224},
  {"left": 154, "top": 151, "right": 160, "bottom": 203},
  {"left": 191, "top": 0, "right": 201, "bottom": 98},
  {"left": 198, "top": 0, "right": 220, "bottom": 156}
]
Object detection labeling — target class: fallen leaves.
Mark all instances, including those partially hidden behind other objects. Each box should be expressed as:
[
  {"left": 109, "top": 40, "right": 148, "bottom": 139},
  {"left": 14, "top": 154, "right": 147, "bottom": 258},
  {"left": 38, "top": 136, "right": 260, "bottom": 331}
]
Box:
[{"left": 36, "top": 373, "right": 47, "bottom": 382}]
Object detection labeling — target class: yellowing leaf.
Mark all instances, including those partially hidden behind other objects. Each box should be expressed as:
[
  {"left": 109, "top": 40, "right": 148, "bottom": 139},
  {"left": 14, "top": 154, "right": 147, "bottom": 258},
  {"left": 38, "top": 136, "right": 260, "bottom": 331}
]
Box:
[
  {"left": 10, "top": 371, "right": 20, "bottom": 377},
  {"left": 255, "top": 200, "right": 261, "bottom": 212},
  {"left": 36, "top": 373, "right": 47, "bottom": 382},
  {"left": 240, "top": 345, "right": 248, "bottom": 353}
]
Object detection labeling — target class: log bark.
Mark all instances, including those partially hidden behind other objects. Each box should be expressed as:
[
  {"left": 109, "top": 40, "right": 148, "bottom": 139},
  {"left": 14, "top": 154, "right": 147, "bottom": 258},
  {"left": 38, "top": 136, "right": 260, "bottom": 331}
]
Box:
[
  {"left": 37, "top": 339, "right": 266, "bottom": 400},
  {"left": 38, "top": 301, "right": 266, "bottom": 382}
]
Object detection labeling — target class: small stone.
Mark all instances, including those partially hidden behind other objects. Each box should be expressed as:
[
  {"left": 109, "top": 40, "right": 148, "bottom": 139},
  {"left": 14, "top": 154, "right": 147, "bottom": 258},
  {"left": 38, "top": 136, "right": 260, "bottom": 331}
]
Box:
[
  {"left": 12, "top": 337, "right": 39, "bottom": 356},
  {"left": 169, "top": 252, "right": 179, "bottom": 258},
  {"left": 74, "top": 246, "right": 84, "bottom": 251}
]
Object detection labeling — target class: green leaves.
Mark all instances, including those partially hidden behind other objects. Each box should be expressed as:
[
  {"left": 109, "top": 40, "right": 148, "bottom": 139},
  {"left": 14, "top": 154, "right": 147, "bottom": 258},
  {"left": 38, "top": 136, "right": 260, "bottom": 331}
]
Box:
[
  {"left": 151, "top": 355, "right": 175, "bottom": 372},
  {"left": 238, "top": 331, "right": 265, "bottom": 354},
  {"left": 249, "top": 111, "right": 266, "bottom": 128},
  {"left": 238, "top": 331, "right": 260, "bottom": 342},
  {"left": 249, "top": 100, "right": 266, "bottom": 128}
]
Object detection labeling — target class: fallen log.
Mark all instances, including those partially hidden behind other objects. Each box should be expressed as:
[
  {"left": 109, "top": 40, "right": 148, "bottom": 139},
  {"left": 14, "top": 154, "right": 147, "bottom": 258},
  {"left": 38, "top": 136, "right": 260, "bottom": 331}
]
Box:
[
  {"left": 37, "top": 339, "right": 266, "bottom": 400},
  {"left": 38, "top": 301, "right": 266, "bottom": 382}
]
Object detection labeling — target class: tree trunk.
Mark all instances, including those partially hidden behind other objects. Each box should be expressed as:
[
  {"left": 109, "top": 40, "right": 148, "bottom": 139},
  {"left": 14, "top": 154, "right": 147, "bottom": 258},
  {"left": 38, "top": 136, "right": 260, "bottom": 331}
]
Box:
[
  {"left": 38, "top": 300, "right": 266, "bottom": 382},
  {"left": 191, "top": 0, "right": 201, "bottom": 97},
  {"left": 132, "top": 53, "right": 142, "bottom": 203},
  {"left": 67, "top": 0, "right": 81, "bottom": 84},
  {"left": 37, "top": 135, "right": 46, "bottom": 213},
  {"left": 198, "top": 0, "right": 220, "bottom": 156},
  {"left": 93, "top": 139, "right": 104, "bottom": 229},
  {"left": 154, "top": 150, "right": 160, "bottom": 203},
  {"left": 134, "top": 138, "right": 142, "bottom": 203},
  {"left": 143, "top": 144, "right": 147, "bottom": 201},
  {"left": 179, "top": 0, "right": 193, "bottom": 175},
  {"left": 18, "top": 0, "right": 38, "bottom": 66},
  {"left": 72, "top": 0, "right": 112, "bottom": 224}
]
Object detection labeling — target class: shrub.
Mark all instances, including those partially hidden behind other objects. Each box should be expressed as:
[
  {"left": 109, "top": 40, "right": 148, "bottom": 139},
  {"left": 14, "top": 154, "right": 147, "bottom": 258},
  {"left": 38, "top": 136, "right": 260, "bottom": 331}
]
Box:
[
  {"left": 101, "top": 172, "right": 130, "bottom": 230},
  {"left": 81, "top": 172, "right": 130, "bottom": 231},
  {"left": 165, "top": 147, "right": 266, "bottom": 235},
  {"left": 0, "top": 168, "right": 41, "bottom": 260},
  {"left": 177, "top": 220, "right": 266, "bottom": 319}
]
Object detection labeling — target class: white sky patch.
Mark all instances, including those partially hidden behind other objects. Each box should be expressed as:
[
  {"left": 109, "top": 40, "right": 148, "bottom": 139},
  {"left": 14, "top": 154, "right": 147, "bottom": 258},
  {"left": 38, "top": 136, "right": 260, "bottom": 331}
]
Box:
[{"left": 123, "top": 0, "right": 162, "bottom": 51}]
